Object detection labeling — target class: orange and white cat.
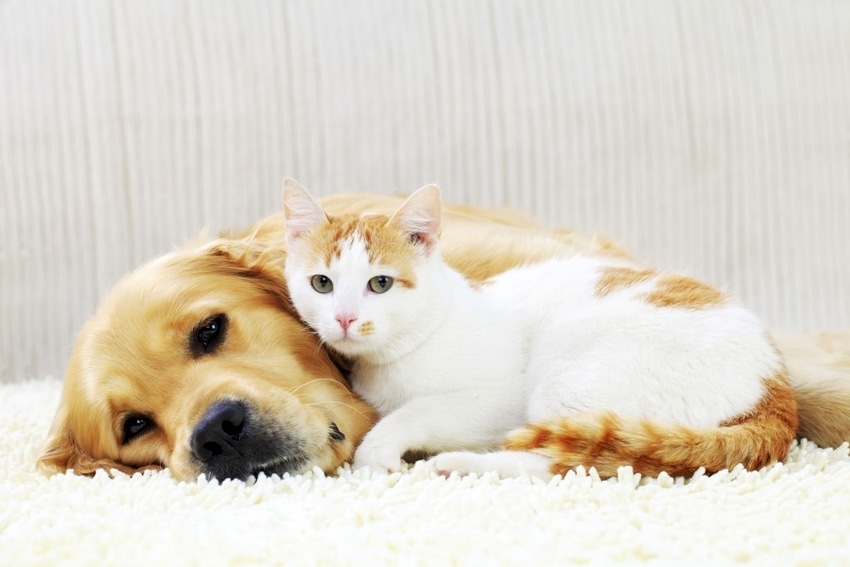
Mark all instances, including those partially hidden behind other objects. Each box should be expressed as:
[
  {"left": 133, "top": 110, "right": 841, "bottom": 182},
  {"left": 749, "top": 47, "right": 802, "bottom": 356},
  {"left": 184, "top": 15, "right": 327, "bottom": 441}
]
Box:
[{"left": 282, "top": 180, "right": 798, "bottom": 479}]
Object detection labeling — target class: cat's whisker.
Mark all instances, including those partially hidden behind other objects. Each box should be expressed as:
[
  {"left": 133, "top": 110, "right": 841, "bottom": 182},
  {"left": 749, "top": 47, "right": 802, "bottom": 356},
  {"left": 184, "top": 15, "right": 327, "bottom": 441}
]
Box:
[
  {"left": 290, "top": 377, "right": 351, "bottom": 396},
  {"left": 304, "top": 400, "right": 372, "bottom": 421},
  {"left": 310, "top": 339, "right": 326, "bottom": 359}
]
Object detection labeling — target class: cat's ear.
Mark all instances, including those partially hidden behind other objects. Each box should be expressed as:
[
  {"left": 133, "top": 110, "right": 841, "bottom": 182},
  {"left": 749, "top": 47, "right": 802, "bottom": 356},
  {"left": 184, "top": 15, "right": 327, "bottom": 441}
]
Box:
[
  {"left": 282, "top": 178, "right": 329, "bottom": 245},
  {"left": 389, "top": 184, "right": 442, "bottom": 252}
]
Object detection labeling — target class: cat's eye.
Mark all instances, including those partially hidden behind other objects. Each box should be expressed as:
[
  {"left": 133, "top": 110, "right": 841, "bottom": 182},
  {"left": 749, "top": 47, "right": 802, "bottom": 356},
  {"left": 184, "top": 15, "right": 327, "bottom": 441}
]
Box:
[
  {"left": 311, "top": 275, "right": 334, "bottom": 293},
  {"left": 368, "top": 275, "right": 394, "bottom": 294}
]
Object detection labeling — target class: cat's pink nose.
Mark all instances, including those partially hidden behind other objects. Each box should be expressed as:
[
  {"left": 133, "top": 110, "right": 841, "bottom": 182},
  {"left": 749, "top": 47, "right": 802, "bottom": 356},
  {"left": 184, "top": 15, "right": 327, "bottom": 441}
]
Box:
[{"left": 336, "top": 314, "right": 357, "bottom": 331}]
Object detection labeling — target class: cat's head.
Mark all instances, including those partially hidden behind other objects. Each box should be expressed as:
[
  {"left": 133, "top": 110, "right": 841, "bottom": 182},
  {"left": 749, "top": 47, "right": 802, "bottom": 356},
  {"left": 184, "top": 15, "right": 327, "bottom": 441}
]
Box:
[{"left": 282, "top": 179, "right": 443, "bottom": 359}]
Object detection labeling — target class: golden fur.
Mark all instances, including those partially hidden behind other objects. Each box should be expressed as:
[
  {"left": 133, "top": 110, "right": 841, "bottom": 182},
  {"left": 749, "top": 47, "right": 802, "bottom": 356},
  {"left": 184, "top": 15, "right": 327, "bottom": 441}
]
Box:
[
  {"left": 775, "top": 331, "right": 850, "bottom": 447},
  {"left": 38, "top": 193, "right": 850, "bottom": 480},
  {"left": 38, "top": 238, "right": 376, "bottom": 479}
]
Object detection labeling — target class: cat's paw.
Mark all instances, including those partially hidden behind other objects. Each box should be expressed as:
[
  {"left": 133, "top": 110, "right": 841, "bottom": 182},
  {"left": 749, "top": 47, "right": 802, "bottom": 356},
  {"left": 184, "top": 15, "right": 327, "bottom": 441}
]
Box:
[
  {"left": 429, "top": 450, "right": 554, "bottom": 480},
  {"left": 428, "top": 451, "right": 492, "bottom": 478},
  {"left": 352, "top": 444, "right": 404, "bottom": 474}
]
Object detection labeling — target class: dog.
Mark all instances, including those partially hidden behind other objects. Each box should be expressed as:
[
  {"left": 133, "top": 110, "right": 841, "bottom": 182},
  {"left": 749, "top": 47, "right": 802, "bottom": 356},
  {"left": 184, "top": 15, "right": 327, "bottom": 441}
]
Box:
[{"left": 38, "top": 193, "right": 850, "bottom": 481}]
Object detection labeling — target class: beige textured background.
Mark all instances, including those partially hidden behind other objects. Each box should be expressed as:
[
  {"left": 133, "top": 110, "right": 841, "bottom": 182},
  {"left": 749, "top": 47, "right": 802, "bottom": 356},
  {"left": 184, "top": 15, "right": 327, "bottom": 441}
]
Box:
[{"left": 1, "top": 0, "right": 849, "bottom": 382}]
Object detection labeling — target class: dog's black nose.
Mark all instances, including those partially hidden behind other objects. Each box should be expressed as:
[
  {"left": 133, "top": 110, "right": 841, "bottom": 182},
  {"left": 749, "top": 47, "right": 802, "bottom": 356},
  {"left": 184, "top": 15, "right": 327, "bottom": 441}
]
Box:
[
  {"left": 191, "top": 400, "right": 248, "bottom": 463},
  {"left": 190, "top": 399, "right": 306, "bottom": 481}
]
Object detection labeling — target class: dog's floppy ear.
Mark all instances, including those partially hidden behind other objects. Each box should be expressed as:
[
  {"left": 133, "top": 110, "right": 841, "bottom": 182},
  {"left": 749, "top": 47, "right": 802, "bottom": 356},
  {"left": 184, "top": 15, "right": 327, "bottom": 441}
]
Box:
[
  {"left": 38, "top": 434, "right": 162, "bottom": 477},
  {"left": 37, "top": 417, "right": 81, "bottom": 474},
  {"left": 37, "top": 327, "right": 166, "bottom": 478},
  {"left": 38, "top": 401, "right": 80, "bottom": 474},
  {"left": 37, "top": 409, "right": 163, "bottom": 477},
  {"left": 202, "top": 234, "right": 294, "bottom": 312}
]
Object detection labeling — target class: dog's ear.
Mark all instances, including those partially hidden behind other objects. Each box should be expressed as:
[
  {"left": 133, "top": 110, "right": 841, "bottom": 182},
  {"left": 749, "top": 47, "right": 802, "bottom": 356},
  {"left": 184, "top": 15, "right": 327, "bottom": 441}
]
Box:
[
  {"left": 38, "top": 432, "right": 162, "bottom": 477},
  {"left": 203, "top": 234, "right": 294, "bottom": 312},
  {"left": 37, "top": 332, "right": 166, "bottom": 478},
  {"left": 38, "top": 409, "right": 163, "bottom": 477},
  {"left": 37, "top": 417, "right": 80, "bottom": 474}
]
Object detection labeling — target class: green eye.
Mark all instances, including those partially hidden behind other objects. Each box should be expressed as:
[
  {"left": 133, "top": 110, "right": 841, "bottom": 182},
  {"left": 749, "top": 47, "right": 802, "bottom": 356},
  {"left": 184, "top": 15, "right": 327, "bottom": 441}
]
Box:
[
  {"left": 311, "top": 275, "right": 333, "bottom": 293},
  {"left": 368, "top": 275, "right": 394, "bottom": 294}
]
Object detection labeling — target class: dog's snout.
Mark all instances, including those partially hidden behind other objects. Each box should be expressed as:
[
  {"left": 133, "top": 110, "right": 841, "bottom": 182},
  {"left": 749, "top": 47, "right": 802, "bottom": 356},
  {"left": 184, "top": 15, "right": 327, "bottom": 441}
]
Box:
[
  {"left": 191, "top": 400, "right": 247, "bottom": 463},
  {"left": 189, "top": 399, "right": 305, "bottom": 481}
]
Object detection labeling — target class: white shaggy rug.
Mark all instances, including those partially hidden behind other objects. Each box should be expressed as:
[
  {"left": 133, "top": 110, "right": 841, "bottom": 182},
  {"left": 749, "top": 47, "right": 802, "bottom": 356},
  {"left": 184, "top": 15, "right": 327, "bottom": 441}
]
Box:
[{"left": 2, "top": 379, "right": 849, "bottom": 566}]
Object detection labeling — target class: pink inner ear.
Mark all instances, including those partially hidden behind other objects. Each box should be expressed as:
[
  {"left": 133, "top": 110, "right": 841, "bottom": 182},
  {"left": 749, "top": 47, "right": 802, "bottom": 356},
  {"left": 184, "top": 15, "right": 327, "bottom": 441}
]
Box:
[
  {"left": 390, "top": 185, "right": 442, "bottom": 249},
  {"left": 283, "top": 182, "right": 329, "bottom": 242},
  {"left": 411, "top": 227, "right": 441, "bottom": 251}
]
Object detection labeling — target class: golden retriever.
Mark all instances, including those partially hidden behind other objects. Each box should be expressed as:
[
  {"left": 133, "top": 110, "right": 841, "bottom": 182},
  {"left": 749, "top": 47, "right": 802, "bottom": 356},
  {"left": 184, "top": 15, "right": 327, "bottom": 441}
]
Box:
[{"left": 38, "top": 194, "right": 850, "bottom": 481}]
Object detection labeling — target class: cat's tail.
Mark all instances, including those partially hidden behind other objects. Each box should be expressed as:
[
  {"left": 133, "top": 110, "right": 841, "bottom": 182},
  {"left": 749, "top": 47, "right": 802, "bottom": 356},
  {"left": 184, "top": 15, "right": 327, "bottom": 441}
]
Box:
[{"left": 504, "top": 373, "right": 799, "bottom": 478}]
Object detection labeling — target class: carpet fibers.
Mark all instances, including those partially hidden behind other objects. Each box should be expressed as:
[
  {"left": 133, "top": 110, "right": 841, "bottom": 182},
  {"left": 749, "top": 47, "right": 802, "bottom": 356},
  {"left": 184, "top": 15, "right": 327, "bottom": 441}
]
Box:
[{"left": 2, "top": 379, "right": 849, "bottom": 565}]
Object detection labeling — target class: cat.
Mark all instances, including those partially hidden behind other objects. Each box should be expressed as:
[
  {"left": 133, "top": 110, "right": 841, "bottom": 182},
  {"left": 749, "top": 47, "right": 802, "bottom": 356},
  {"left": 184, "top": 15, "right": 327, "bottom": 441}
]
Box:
[{"left": 282, "top": 179, "right": 798, "bottom": 479}]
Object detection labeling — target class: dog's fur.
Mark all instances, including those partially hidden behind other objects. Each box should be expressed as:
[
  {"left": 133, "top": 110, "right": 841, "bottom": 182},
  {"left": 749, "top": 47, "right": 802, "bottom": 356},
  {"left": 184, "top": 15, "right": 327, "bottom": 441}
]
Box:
[{"left": 38, "top": 194, "right": 850, "bottom": 481}]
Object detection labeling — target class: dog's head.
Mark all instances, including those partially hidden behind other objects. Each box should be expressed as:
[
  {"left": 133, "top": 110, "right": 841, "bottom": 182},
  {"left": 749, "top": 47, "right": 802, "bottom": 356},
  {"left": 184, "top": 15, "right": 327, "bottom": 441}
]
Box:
[{"left": 37, "top": 226, "right": 376, "bottom": 481}]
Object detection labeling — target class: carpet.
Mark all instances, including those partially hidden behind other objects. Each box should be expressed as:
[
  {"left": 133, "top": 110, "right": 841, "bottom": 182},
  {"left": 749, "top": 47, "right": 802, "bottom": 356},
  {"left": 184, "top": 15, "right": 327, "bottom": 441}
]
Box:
[{"left": 2, "top": 379, "right": 849, "bottom": 566}]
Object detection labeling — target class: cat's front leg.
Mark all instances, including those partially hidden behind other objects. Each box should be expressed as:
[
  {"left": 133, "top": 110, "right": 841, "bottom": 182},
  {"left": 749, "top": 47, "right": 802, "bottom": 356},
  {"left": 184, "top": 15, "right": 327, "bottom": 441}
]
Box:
[
  {"left": 352, "top": 427, "right": 407, "bottom": 473},
  {"left": 352, "top": 393, "right": 515, "bottom": 474}
]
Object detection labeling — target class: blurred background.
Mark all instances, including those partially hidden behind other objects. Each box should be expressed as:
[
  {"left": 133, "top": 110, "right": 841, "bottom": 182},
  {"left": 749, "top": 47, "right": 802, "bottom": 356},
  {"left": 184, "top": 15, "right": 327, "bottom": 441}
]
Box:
[{"left": 1, "top": 0, "right": 848, "bottom": 381}]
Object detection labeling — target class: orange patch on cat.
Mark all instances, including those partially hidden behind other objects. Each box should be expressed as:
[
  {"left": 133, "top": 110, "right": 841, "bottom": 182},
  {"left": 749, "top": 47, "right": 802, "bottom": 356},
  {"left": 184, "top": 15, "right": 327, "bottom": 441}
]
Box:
[
  {"left": 594, "top": 267, "right": 656, "bottom": 297},
  {"left": 359, "top": 220, "right": 420, "bottom": 289},
  {"left": 299, "top": 213, "right": 358, "bottom": 266},
  {"left": 305, "top": 213, "right": 419, "bottom": 289},
  {"left": 504, "top": 369, "right": 797, "bottom": 478},
  {"left": 595, "top": 268, "right": 725, "bottom": 310},
  {"left": 358, "top": 321, "right": 375, "bottom": 336},
  {"left": 644, "top": 275, "right": 726, "bottom": 309}
]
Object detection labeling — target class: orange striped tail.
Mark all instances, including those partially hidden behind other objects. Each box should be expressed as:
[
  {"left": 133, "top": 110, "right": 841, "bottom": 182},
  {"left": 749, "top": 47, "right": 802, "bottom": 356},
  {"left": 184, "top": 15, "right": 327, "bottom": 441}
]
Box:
[{"left": 505, "top": 375, "right": 799, "bottom": 478}]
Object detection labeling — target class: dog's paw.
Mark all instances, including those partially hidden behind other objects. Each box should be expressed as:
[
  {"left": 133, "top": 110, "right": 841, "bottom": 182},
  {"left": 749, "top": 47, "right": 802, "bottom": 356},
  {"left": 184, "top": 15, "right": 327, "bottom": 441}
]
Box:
[{"left": 352, "top": 444, "right": 404, "bottom": 474}]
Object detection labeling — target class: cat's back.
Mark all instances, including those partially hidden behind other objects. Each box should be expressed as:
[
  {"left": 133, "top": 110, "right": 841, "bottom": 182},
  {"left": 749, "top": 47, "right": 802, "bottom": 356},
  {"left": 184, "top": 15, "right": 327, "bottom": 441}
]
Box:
[
  {"left": 482, "top": 255, "right": 778, "bottom": 376},
  {"left": 483, "top": 255, "right": 759, "bottom": 325},
  {"left": 481, "top": 255, "right": 632, "bottom": 317}
]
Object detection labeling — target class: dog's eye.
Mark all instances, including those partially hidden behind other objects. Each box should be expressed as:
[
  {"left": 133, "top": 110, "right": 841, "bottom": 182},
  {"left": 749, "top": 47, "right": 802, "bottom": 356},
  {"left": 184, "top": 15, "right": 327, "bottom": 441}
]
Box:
[
  {"left": 192, "top": 314, "right": 227, "bottom": 357},
  {"left": 329, "top": 422, "right": 346, "bottom": 442},
  {"left": 122, "top": 414, "right": 154, "bottom": 444}
]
